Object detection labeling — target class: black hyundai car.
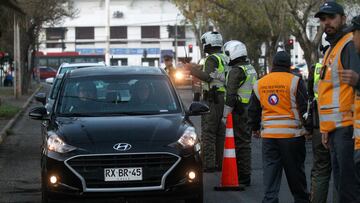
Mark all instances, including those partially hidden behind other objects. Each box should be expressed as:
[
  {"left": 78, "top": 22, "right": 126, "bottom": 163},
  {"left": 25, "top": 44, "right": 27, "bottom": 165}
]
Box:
[{"left": 29, "top": 67, "right": 207, "bottom": 203}]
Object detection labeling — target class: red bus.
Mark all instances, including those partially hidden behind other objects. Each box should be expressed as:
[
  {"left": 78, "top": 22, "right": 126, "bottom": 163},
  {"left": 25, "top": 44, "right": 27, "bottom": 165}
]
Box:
[{"left": 35, "top": 52, "right": 105, "bottom": 69}]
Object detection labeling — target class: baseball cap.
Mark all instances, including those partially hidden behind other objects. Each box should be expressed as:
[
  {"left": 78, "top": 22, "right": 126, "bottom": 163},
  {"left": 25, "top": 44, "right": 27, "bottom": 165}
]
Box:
[
  {"left": 350, "top": 15, "right": 360, "bottom": 31},
  {"left": 315, "top": 2, "right": 345, "bottom": 18}
]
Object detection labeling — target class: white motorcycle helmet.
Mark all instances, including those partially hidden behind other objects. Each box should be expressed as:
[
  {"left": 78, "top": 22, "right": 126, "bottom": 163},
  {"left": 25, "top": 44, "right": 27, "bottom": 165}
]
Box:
[
  {"left": 200, "top": 31, "right": 223, "bottom": 50},
  {"left": 223, "top": 40, "right": 248, "bottom": 61}
]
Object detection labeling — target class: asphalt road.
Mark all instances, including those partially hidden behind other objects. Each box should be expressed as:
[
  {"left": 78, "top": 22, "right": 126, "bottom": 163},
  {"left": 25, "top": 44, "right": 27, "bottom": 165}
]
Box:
[{"left": 0, "top": 86, "right": 335, "bottom": 203}]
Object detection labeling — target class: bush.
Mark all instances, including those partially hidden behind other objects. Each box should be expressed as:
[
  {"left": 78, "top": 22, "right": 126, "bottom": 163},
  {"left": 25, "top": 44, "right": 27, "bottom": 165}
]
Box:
[{"left": 0, "top": 104, "right": 20, "bottom": 118}]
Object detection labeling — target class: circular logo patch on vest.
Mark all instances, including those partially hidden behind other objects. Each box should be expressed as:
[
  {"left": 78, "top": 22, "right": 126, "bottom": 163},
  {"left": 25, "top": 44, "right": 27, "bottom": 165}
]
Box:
[{"left": 268, "top": 94, "right": 279, "bottom": 105}]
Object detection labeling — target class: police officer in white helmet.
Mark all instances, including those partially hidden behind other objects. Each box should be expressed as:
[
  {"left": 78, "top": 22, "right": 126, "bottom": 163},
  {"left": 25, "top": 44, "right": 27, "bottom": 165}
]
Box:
[
  {"left": 185, "top": 31, "right": 228, "bottom": 172},
  {"left": 222, "top": 40, "right": 257, "bottom": 186}
]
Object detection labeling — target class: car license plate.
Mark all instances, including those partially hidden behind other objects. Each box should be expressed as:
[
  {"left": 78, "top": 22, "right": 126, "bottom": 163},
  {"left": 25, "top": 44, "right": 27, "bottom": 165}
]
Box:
[{"left": 104, "top": 167, "right": 142, "bottom": 181}]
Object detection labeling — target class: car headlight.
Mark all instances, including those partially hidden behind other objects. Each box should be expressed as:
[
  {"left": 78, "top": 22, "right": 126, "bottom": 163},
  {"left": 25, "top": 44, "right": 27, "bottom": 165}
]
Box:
[
  {"left": 47, "top": 133, "right": 76, "bottom": 153},
  {"left": 175, "top": 71, "right": 184, "bottom": 80},
  {"left": 177, "top": 127, "right": 197, "bottom": 148}
]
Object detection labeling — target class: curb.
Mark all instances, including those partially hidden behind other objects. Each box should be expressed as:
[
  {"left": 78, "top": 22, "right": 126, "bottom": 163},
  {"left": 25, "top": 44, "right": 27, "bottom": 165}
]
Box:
[{"left": 0, "top": 85, "right": 42, "bottom": 144}]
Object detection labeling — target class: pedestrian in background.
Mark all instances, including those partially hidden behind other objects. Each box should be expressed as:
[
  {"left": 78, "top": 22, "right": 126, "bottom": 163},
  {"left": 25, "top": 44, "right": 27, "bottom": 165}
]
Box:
[
  {"left": 184, "top": 31, "right": 228, "bottom": 172},
  {"left": 222, "top": 40, "right": 257, "bottom": 186},
  {"left": 315, "top": 2, "right": 360, "bottom": 202},
  {"left": 249, "top": 51, "right": 311, "bottom": 203},
  {"left": 307, "top": 60, "right": 331, "bottom": 203},
  {"left": 164, "top": 55, "right": 176, "bottom": 83}
]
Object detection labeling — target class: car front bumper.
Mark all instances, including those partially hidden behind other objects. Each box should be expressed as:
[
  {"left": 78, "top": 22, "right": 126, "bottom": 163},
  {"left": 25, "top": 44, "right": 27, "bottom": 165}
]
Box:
[{"left": 42, "top": 149, "right": 202, "bottom": 200}]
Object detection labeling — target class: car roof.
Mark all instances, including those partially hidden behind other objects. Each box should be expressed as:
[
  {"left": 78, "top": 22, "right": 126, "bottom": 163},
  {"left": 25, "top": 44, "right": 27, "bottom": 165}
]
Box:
[
  {"left": 60, "top": 62, "right": 106, "bottom": 68},
  {"left": 67, "top": 66, "right": 166, "bottom": 78}
]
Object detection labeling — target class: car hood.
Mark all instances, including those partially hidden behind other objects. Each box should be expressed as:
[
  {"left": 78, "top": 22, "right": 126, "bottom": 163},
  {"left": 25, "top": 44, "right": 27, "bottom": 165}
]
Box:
[{"left": 54, "top": 114, "right": 188, "bottom": 153}]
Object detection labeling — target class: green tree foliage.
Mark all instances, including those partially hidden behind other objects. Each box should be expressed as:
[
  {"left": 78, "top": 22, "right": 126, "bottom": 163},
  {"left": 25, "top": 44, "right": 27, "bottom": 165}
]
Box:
[
  {"left": 173, "top": 0, "right": 360, "bottom": 73},
  {"left": 0, "top": 0, "right": 76, "bottom": 94}
]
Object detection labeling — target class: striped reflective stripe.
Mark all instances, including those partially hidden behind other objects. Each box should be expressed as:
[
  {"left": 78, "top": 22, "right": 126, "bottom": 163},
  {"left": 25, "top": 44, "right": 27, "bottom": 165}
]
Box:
[
  {"left": 263, "top": 119, "right": 301, "bottom": 126},
  {"left": 290, "top": 76, "right": 300, "bottom": 120},
  {"left": 264, "top": 115, "right": 292, "bottom": 119},
  {"left": 238, "top": 65, "right": 257, "bottom": 104},
  {"left": 226, "top": 129, "right": 234, "bottom": 137},
  {"left": 224, "top": 149, "right": 236, "bottom": 158},
  {"left": 202, "top": 53, "right": 226, "bottom": 91},
  {"left": 253, "top": 81, "right": 260, "bottom": 100},
  {"left": 354, "top": 128, "right": 360, "bottom": 137},
  {"left": 262, "top": 128, "right": 302, "bottom": 136}
]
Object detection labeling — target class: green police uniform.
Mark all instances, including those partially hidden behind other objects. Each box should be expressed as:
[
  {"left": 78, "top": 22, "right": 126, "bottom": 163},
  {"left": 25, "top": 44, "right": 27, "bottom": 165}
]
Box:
[
  {"left": 225, "top": 61, "right": 257, "bottom": 185},
  {"left": 189, "top": 52, "right": 227, "bottom": 171}
]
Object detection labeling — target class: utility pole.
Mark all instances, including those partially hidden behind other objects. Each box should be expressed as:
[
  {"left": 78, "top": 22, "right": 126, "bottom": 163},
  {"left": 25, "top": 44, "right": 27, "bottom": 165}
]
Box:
[
  {"left": 105, "top": 0, "right": 111, "bottom": 66},
  {"left": 174, "top": 14, "right": 179, "bottom": 65},
  {"left": 14, "top": 14, "right": 21, "bottom": 98}
]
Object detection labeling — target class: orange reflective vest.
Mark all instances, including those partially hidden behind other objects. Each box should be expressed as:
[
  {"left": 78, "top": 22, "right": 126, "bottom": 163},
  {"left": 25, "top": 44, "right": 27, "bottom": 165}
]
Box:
[
  {"left": 355, "top": 92, "right": 360, "bottom": 150},
  {"left": 253, "top": 72, "right": 303, "bottom": 138},
  {"left": 318, "top": 32, "right": 354, "bottom": 133}
]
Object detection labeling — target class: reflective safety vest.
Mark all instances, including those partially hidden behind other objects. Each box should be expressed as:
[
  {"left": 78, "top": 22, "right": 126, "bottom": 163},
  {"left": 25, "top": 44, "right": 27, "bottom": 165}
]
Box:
[
  {"left": 202, "top": 53, "right": 227, "bottom": 92},
  {"left": 313, "top": 63, "right": 322, "bottom": 100},
  {"left": 354, "top": 92, "right": 360, "bottom": 150},
  {"left": 253, "top": 72, "right": 303, "bottom": 138},
  {"left": 318, "top": 32, "right": 354, "bottom": 133},
  {"left": 226, "top": 64, "right": 257, "bottom": 104}
]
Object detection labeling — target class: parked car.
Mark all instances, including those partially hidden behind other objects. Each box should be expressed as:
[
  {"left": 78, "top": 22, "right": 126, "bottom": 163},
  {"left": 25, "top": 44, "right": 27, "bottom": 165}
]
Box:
[
  {"left": 45, "top": 62, "right": 107, "bottom": 85},
  {"left": 35, "top": 74, "right": 64, "bottom": 113},
  {"left": 29, "top": 66, "right": 206, "bottom": 203},
  {"left": 290, "top": 66, "right": 303, "bottom": 79},
  {"left": 295, "top": 63, "right": 309, "bottom": 80},
  {"left": 57, "top": 62, "right": 106, "bottom": 75},
  {"left": 37, "top": 66, "right": 57, "bottom": 80}
]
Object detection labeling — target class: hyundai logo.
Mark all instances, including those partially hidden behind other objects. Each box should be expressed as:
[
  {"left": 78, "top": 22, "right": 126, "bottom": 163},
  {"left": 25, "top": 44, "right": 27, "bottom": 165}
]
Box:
[{"left": 113, "top": 143, "right": 132, "bottom": 151}]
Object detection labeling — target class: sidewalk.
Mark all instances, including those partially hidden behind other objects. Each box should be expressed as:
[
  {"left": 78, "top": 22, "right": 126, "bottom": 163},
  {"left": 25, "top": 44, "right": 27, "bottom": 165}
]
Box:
[{"left": 0, "top": 83, "right": 41, "bottom": 143}]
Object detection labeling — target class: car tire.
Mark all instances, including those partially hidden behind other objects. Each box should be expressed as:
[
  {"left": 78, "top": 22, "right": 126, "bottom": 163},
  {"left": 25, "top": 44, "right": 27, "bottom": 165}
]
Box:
[{"left": 185, "top": 184, "right": 203, "bottom": 203}]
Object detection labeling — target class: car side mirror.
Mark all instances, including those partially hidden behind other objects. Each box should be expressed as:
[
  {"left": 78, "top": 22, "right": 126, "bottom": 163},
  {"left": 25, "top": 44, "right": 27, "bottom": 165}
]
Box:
[
  {"left": 29, "top": 106, "right": 48, "bottom": 120},
  {"left": 45, "top": 77, "right": 54, "bottom": 85},
  {"left": 187, "top": 102, "right": 209, "bottom": 116},
  {"left": 35, "top": 92, "right": 46, "bottom": 105}
]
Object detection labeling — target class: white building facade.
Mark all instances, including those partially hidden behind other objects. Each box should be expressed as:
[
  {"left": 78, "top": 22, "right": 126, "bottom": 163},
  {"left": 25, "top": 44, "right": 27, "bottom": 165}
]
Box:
[{"left": 38, "top": 0, "right": 201, "bottom": 67}]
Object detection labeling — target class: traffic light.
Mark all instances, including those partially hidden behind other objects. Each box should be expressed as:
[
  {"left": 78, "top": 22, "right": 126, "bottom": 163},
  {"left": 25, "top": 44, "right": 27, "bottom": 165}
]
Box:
[
  {"left": 188, "top": 44, "right": 193, "bottom": 53},
  {"left": 288, "top": 39, "right": 294, "bottom": 49}
]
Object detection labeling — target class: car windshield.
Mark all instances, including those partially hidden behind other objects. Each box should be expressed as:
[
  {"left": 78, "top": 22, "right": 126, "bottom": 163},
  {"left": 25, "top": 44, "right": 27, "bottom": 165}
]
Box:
[{"left": 57, "top": 75, "right": 181, "bottom": 116}]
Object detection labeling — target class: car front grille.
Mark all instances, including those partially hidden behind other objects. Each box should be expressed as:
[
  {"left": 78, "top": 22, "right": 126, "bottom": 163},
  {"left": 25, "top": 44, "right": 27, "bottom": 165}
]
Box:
[{"left": 66, "top": 153, "right": 180, "bottom": 189}]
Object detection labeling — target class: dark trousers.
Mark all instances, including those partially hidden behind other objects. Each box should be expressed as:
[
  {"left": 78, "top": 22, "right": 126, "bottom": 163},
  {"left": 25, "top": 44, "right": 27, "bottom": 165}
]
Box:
[
  {"left": 201, "top": 92, "right": 225, "bottom": 170},
  {"left": 262, "top": 137, "right": 309, "bottom": 203},
  {"left": 355, "top": 149, "right": 360, "bottom": 183},
  {"left": 329, "top": 126, "right": 360, "bottom": 203},
  {"left": 310, "top": 129, "right": 331, "bottom": 203},
  {"left": 233, "top": 107, "right": 251, "bottom": 183}
]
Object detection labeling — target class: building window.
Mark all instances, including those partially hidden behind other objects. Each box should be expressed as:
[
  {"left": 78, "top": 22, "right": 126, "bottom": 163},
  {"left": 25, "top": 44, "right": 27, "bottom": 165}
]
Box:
[
  {"left": 141, "top": 26, "right": 160, "bottom": 39},
  {"left": 110, "top": 26, "right": 127, "bottom": 39},
  {"left": 168, "top": 26, "right": 186, "bottom": 46},
  {"left": 111, "top": 58, "right": 128, "bottom": 66},
  {"left": 46, "top": 28, "right": 65, "bottom": 40},
  {"left": 46, "top": 43, "right": 63, "bottom": 48},
  {"left": 76, "top": 27, "right": 94, "bottom": 39}
]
